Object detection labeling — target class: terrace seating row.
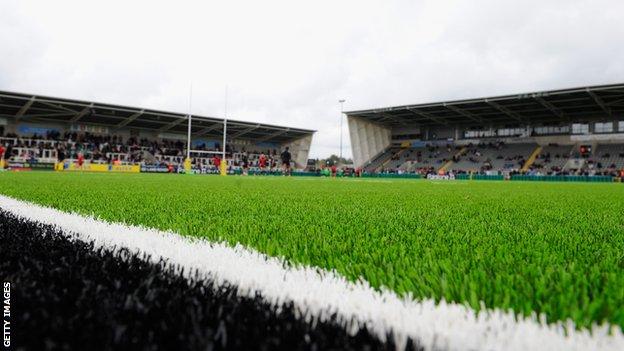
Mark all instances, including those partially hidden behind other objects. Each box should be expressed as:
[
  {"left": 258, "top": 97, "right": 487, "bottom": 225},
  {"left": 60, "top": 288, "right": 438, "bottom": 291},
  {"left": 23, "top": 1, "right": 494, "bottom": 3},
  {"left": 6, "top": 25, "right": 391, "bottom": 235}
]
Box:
[
  {"left": 533, "top": 144, "right": 574, "bottom": 170},
  {"left": 364, "top": 149, "right": 394, "bottom": 172},
  {"left": 448, "top": 143, "right": 536, "bottom": 173},
  {"left": 594, "top": 144, "right": 624, "bottom": 169},
  {"left": 400, "top": 147, "right": 456, "bottom": 170}
]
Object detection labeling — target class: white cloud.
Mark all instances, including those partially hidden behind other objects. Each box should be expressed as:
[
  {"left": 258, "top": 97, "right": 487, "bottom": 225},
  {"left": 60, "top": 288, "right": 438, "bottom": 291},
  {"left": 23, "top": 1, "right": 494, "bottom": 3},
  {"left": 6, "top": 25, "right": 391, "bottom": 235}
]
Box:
[{"left": 1, "top": 0, "right": 624, "bottom": 158}]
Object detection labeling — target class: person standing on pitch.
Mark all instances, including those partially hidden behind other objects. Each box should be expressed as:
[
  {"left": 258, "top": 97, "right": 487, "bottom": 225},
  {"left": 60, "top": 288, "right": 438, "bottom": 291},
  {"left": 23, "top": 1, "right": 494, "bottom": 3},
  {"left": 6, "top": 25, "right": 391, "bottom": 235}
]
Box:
[
  {"left": 0, "top": 143, "right": 5, "bottom": 169},
  {"left": 212, "top": 154, "right": 221, "bottom": 174},
  {"left": 241, "top": 151, "right": 249, "bottom": 176},
  {"left": 258, "top": 152, "right": 267, "bottom": 175},
  {"left": 77, "top": 152, "right": 85, "bottom": 170},
  {"left": 281, "top": 147, "right": 292, "bottom": 176}
]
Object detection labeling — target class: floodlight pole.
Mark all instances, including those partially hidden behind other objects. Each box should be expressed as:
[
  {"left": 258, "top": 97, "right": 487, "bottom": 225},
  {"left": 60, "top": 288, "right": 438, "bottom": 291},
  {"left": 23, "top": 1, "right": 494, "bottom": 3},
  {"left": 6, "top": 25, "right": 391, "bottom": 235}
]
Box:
[{"left": 339, "top": 99, "right": 346, "bottom": 160}]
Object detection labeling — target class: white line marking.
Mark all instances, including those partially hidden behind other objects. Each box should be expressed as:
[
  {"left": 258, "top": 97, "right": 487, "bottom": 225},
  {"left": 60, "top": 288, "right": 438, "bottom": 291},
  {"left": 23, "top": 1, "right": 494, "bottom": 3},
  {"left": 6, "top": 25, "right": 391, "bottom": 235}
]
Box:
[{"left": 0, "top": 194, "right": 622, "bottom": 351}]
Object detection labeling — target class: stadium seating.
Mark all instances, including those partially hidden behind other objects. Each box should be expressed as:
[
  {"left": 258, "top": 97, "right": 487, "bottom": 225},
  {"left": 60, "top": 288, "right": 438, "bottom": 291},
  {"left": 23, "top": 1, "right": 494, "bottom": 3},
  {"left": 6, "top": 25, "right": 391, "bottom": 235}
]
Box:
[
  {"left": 0, "top": 134, "right": 283, "bottom": 171},
  {"left": 448, "top": 142, "right": 536, "bottom": 173},
  {"left": 595, "top": 144, "right": 624, "bottom": 170},
  {"left": 363, "top": 149, "right": 394, "bottom": 172},
  {"left": 531, "top": 144, "right": 574, "bottom": 173},
  {"left": 3, "top": 132, "right": 623, "bottom": 176},
  {"left": 364, "top": 144, "right": 458, "bottom": 174},
  {"left": 399, "top": 145, "right": 457, "bottom": 171}
]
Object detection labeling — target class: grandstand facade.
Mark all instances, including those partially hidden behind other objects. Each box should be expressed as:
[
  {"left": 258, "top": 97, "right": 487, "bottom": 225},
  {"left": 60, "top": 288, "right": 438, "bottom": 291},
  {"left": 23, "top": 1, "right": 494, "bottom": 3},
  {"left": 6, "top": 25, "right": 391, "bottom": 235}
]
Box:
[
  {"left": 346, "top": 83, "right": 624, "bottom": 176},
  {"left": 0, "top": 90, "right": 314, "bottom": 171}
]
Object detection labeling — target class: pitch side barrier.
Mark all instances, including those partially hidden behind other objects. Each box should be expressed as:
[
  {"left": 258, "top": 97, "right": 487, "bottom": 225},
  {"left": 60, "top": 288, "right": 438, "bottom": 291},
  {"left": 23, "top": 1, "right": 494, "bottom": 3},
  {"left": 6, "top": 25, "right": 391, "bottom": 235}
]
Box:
[
  {"left": 1, "top": 161, "right": 55, "bottom": 172},
  {"left": 362, "top": 173, "right": 422, "bottom": 179},
  {"left": 455, "top": 174, "right": 504, "bottom": 181},
  {"left": 511, "top": 175, "right": 614, "bottom": 183},
  {"left": 452, "top": 174, "right": 617, "bottom": 183},
  {"left": 11, "top": 161, "right": 616, "bottom": 183},
  {"left": 54, "top": 163, "right": 140, "bottom": 173}
]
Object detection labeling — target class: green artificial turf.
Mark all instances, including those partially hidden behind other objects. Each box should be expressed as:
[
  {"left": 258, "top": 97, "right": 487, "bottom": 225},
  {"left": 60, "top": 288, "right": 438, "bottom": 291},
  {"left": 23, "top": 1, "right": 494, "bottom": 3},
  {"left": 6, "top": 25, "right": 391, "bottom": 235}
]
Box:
[{"left": 1, "top": 171, "right": 623, "bottom": 329}]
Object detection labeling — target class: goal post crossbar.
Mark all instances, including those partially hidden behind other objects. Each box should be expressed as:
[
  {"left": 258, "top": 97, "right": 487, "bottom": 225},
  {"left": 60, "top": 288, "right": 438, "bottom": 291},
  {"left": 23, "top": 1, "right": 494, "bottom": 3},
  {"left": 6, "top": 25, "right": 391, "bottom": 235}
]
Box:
[
  {"left": 185, "top": 85, "right": 228, "bottom": 175},
  {"left": 188, "top": 149, "right": 224, "bottom": 155}
]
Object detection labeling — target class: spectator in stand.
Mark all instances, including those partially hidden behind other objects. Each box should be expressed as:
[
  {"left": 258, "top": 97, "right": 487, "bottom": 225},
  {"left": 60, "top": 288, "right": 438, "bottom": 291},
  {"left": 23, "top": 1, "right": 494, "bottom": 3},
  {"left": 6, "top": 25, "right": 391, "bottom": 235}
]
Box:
[{"left": 280, "top": 147, "right": 292, "bottom": 176}]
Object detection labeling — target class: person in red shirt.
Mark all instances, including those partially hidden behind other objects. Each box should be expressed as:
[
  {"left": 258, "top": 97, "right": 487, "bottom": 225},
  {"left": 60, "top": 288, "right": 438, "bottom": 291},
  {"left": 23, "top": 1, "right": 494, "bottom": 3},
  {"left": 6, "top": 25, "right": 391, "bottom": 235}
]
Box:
[
  {"left": 0, "top": 145, "right": 5, "bottom": 169},
  {"left": 77, "top": 152, "right": 85, "bottom": 169},
  {"left": 331, "top": 164, "right": 337, "bottom": 178},
  {"left": 213, "top": 155, "right": 221, "bottom": 173},
  {"left": 259, "top": 153, "right": 267, "bottom": 171}
]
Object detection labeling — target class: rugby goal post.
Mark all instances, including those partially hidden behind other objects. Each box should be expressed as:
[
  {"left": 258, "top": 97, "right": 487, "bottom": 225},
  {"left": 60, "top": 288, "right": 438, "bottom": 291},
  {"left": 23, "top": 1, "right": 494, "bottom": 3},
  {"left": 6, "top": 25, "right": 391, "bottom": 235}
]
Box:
[
  {"left": 185, "top": 115, "right": 228, "bottom": 176},
  {"left": 184, "top": 85, "right": 228, "bottom": 176}
]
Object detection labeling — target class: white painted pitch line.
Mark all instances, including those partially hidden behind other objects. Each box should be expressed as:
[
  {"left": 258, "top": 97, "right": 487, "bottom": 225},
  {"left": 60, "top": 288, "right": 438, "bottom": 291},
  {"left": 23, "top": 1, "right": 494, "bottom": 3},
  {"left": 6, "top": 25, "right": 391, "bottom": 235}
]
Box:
[{"left": 0, "top": 194, "right": 622, "bottom": 351}]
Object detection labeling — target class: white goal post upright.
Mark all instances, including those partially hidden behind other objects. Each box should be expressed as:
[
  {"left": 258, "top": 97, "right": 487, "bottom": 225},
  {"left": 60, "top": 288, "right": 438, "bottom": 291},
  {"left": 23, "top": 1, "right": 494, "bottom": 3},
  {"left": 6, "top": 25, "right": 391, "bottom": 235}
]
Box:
[
  {"left": 184, "top": 85, "right": 229, "bottom": 175},
  {"left": 221, "top": 85, "right": 228, "bottom": 166},
  {"left": 186, "top": 84, "right": 193, "bottom": 161},
  {"left": 184, "top": 84, "right": 193, "bottom": 173}
]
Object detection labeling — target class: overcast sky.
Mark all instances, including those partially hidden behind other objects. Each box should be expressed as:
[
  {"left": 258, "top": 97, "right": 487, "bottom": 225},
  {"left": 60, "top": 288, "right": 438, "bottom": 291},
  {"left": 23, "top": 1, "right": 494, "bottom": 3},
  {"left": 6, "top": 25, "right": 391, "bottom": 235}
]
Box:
[{"left": 1, "top": 0, "right": 624, "bottom": 158}]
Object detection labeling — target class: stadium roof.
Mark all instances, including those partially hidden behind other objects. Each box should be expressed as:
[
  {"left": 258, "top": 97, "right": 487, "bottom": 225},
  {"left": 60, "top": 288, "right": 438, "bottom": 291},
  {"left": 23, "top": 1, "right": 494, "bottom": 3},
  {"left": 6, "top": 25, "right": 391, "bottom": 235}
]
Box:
[
  {"left": 0, "top": 90, "right": 314, "bottom": 143},
  {"left": 345, "top": 83, "right": 624, "bottom": 128}
]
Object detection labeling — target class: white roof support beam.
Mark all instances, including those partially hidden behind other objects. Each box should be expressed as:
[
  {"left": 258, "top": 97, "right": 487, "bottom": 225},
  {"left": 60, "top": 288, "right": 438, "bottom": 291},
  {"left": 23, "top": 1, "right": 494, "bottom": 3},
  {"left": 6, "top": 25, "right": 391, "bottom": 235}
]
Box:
[
  {"left": 196, "top": 123, "right": 224, "bottom": 136},
  {"left": 15, "top": 96, "right": 36, "bottom": 121},
  {"left": 407, "top": 108, "right": 448, "bottom": 125},
  {"left": 255, "top": 128, "right": 290, "bottom": 143},
  {"left": 230, "top": 124, "right": 261, "bottom": 139},
  {"left": 37, "top": 100, "right": 79, "bottom": 113},
  {"left": 116, "top": 109, "right": 144, "bottom": 128},
  {"left": 70, "top": 103, "right": 94, "bottom": 123},
  {"left": 380, "top": 113, "right": 410, "bottom": 126},
  {"left": 485, "top": 100, "right": 525, "bottom": 123},
  {"left": 158, "top": 116, "right": 188, "bottom": 132},
  {"left": 444, "top": 104, "right": 483, "bottom": 123},
  {"left": 587, "top": 89, "right": 612, "bottom": 117},
  {"left": 534, "top": 97, "right": 566, "bottom": 120},
  {"left": 27, "top": 112, "right": 78, "bottom": 118}
]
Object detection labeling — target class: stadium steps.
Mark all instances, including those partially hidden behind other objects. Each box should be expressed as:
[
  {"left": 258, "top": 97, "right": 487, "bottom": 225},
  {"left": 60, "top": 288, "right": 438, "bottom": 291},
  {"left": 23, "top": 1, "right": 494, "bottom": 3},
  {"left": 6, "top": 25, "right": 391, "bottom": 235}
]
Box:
[
  {"left": 564, "top": 157, "right": 586, "bottom": 171},
  {"left": 521, "top": 145, "right": 543, "bottom": 172},
  {"left": 378, "top": 148, "right": 408, "bottom": 172},
  {"left": 438, "top": 147, "right": 467, "bottom": 173},
  {"left": 364, "top": 148, "right": 393, "bottom": 172},
  {"left": 142, "top": 150, "right": 157, "bottom": 164}
]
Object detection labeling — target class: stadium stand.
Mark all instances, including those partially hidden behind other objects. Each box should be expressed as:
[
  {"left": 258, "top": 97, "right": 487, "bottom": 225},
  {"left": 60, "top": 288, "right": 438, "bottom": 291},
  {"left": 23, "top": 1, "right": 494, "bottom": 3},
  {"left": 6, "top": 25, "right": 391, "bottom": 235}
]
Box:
[
  {"left": 0, "top": 132, "right": 289, "bottom": 173},
  {"left": 0, "top": 90, "right": 314, "bottom": 171},
  {"left": 348, "top": 83, "right": 624, "bottom": 178},
  {"left": 2, "top": 84, "right": 624, "bottom": 178}
]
